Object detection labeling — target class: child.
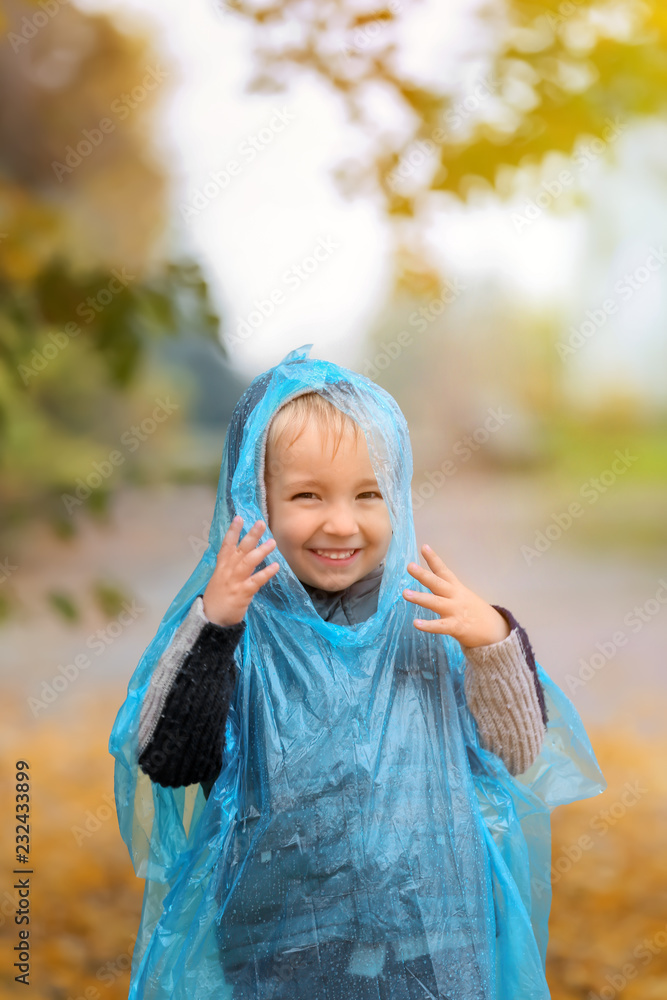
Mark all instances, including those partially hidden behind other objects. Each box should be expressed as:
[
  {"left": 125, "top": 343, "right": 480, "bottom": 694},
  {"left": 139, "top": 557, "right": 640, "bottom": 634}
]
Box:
[{"left": 110, "top": 344, "right": 605, "bottom": 1000}]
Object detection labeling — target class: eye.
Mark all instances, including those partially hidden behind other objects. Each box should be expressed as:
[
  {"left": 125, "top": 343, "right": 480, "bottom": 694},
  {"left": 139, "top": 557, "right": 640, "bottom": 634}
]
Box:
[{"left": 291, "top": 491, "right": 382, "bottom": 500}]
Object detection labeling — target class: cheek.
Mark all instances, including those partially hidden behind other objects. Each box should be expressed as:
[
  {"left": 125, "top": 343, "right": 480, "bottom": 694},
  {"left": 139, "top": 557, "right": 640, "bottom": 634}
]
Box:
[
  {"left": 273, "top": 507, "right": 309, "bottom": 542},
  {"left": 374, "top": 506, "right": 393, "bottom": 537}
]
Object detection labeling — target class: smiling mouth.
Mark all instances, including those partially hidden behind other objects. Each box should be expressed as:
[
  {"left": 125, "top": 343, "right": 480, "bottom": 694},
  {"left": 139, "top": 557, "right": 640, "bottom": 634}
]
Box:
[{"left": 309, "top": 548, "right": 361, "bottom": 564}]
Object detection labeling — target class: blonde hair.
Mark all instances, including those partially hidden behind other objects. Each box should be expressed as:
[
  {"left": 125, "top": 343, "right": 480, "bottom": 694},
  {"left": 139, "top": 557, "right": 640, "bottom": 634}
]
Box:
[{"left": 265, "top": 392, "right": 361, "bottom": 476}]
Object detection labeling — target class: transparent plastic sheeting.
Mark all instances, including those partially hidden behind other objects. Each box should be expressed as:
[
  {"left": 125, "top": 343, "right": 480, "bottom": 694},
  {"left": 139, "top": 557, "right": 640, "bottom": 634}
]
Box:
[{"left": 110, "top": 345, "right": 606, "bottom": 1000}]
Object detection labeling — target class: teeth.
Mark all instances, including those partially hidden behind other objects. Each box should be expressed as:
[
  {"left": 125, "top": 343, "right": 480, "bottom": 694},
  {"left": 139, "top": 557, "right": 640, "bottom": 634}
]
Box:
[{"left": 315, "top": 549, "right": 355, "bottom": 559}]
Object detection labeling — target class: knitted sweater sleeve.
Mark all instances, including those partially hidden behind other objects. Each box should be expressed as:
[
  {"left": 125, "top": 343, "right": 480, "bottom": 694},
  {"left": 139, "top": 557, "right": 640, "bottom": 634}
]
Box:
[
  {"left": 460, "top": 605, "right": 548, "bottom": 777},
  {"left": 138, "top": 595, "right": 245, "bottom": 788}
]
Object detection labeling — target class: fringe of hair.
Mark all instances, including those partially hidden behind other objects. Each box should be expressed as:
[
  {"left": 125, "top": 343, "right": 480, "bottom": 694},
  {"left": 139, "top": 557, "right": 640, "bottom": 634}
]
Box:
[{"left": 265, "top": 392, "right": 361, "bottom": 473}]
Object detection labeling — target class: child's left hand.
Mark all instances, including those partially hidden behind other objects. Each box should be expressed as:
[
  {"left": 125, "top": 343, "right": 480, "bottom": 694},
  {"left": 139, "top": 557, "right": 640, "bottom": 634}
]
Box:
[{"left": 403, "top": 543, "right": 510, "bottom": 648}]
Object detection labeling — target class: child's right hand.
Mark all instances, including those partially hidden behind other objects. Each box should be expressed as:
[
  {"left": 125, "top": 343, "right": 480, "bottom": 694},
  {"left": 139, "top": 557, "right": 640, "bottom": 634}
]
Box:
[{"left": 202, "top": 516, "right": 279, "bottom": 626}]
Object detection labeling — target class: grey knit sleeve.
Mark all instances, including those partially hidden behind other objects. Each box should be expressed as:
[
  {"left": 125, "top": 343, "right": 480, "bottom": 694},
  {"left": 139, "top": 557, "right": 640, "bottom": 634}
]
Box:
[
  {"left": 461, "top": 607, "right": 547, "bottom": 776},
  {"left": 139, "top": 595, "right": 211, "bottom": 754},
  {"left": 138, "top": 595, "right": 245, "bottom": 788}
]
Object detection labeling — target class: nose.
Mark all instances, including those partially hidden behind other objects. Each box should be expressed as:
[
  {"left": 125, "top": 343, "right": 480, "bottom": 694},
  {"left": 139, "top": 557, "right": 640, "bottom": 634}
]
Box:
[{"left": 320, "top": 501, "right": 360, "bottom": 538}]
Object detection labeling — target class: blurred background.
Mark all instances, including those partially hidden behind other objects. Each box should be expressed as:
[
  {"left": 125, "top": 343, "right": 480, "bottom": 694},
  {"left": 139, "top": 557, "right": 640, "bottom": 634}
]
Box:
[{"left": 1, "top": 0, "right": 666, "bottom": 995}]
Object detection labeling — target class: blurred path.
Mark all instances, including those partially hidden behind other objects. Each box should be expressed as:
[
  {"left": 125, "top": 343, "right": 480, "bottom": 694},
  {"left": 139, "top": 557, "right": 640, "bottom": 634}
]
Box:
[{"left": 418, "top": 471, "right": 667, "bottom": 735}]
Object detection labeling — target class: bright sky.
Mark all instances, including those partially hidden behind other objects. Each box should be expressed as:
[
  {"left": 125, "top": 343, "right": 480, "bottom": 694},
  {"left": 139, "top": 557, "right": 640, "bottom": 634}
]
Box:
[
  {"left": 74, "top": 0, "right": 667, "bottom": 409},
  {"left": 75, "top": 0, "right": 395, "bottom": 377}
]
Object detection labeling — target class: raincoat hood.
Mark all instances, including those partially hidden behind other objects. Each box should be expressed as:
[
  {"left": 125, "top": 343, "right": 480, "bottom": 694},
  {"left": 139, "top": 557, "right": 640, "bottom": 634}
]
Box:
[
  {"left": 110, "top": 344, "right": 605, "bottom": 1000},
  {"left": 208, "top": 343, "right": 418, "bottom": 642}
]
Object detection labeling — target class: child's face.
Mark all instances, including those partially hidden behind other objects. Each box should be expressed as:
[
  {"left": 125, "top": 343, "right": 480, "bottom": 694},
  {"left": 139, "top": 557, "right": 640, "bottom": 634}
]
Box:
[{"left": 265, "top": 419, "right": 393, "bottom": 592}]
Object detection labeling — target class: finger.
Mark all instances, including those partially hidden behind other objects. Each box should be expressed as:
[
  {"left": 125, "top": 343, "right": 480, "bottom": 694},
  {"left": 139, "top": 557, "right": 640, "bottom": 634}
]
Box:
[
  {"left": 406, "top": 562, "right": 452, "bottom": 597},
  {"left": 420, "top": 544, "right": 457, "bottom": 580},
  {"left": 247, "top": 561, "right": 280, "bottom": 589},
  {"left": 237, "top": 518, "right": 269, "bottom": 554},
  {"left": 215, "top": 516, "right": 243, "bottom": 560},
  {"left": 403, "top": 589, "right": 451, "bottom": 616},
  {"left": 242, "top": 537, "right": 276, "bottom": 569},
  {"left": 412, "top": 616, "right": 454, "bottom": 634}
]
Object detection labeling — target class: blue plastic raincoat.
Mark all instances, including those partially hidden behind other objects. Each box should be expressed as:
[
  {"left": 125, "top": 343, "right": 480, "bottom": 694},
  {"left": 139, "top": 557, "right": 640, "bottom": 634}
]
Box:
[{"left": 110, "top": 344, "right": 606, "bottom": 999}]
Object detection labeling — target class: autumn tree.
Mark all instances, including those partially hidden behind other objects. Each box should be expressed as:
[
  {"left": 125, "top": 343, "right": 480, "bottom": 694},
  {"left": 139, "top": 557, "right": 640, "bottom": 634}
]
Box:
[{"left": 0, "top": 0, "right": 222, "bottom": 550}]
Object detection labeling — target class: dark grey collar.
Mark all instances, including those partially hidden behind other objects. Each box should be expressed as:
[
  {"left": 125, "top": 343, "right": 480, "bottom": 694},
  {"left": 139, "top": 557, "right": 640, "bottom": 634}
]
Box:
[{"left": 301, "top": 561, "right": 385, "bottom": 626}]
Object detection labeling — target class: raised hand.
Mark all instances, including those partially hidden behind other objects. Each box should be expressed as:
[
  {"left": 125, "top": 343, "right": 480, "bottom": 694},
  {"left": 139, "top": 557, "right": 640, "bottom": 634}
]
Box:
[
  {"left": 202, "top": 517, "right": 280, "bottom": 627},
  {"left": 403, "top": 543, "right": 510, "bottom": 648}
]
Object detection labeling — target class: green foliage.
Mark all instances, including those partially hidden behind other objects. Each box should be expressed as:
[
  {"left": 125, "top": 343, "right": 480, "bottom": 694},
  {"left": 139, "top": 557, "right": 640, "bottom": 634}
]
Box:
[
  {"left": 0, "top": 2, "right": 225, "bottom": 547},
  {"left": 0, "top": 256, "right": 221, "bottom": 535},
  {"left": 47, "top": 589, "right": 80, "bottom": 623},
  {"left": 93, "top": 580, "right": 133, "bottom": 619},
  {"left": 541, "top": 411, "right": 667, "bottom": 486},
  {"left": 225, "top": 0, "right": 667, "bottom": 284}
]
